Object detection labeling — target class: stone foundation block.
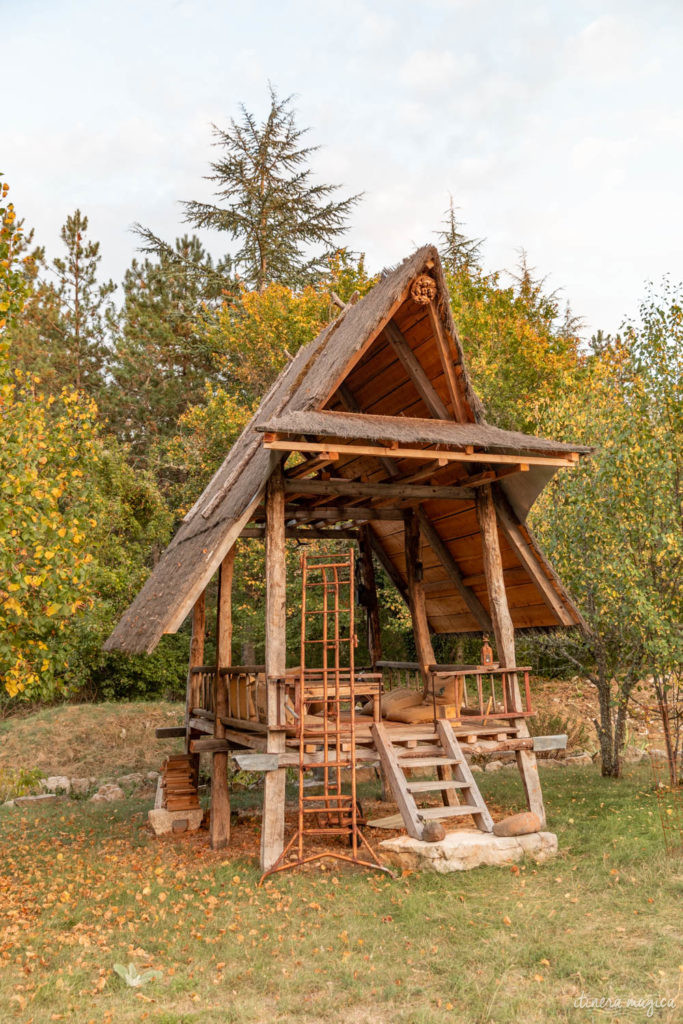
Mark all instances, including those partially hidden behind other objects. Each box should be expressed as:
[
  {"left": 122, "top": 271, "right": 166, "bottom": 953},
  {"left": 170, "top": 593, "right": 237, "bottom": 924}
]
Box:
[
  {"left": 148, "top": 808, "right": 204, "bottom": 836},
  {"left": 379, "top": 828, "right": 558, "bottom": 873}
]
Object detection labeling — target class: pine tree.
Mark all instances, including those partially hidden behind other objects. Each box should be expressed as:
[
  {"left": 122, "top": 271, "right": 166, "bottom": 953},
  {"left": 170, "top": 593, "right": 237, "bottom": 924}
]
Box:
[
  {"left": 136, "top": 86, "right": 360, "bottom": 291},
  {"left": 8, "top": 210, "right": 115, "bottom": 396},
  {"left": 106, "top": 235, "right": 227, "bottom": 465},
  {"left": 436, "top": 197, "right": 483, "bottom": 275}
]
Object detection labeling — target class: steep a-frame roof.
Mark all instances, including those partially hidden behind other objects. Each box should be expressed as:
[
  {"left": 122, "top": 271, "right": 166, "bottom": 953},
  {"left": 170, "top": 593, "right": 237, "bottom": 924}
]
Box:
[{"left": 105, "top": 245, "right": 588, "bottom": 655}]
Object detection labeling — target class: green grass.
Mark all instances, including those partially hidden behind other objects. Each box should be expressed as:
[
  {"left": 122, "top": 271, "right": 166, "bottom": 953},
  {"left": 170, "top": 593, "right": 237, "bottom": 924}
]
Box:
[{"left": 0, "top": 766, "right": 681, "bottom": 1023}]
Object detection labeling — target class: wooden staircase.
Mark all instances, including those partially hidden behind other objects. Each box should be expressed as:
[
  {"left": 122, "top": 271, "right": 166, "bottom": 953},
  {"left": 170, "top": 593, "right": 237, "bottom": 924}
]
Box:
[{"left": 371, "top": 719, "right": 493, "bottom": 839}]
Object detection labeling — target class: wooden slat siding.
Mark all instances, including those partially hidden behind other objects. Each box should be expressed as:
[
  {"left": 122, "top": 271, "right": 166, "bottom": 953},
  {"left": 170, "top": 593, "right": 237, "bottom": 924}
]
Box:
[
  {"left": 184, "top": 594, "right": 206, "bottom": 752},
  {"left": 416, "top": 507, "right": 492, "bottom": 632},
  {"left": 384, "top": 321, "right": 450, "bottom": 420},
  {"left": 283, "top": 479, "right": 474, "bottom": 503},
  {"left": 260, "top": 464, "right": 287, "bottom": 873},
  {"left": 475, "top": 484, "right": 546, "bottom": 826},
  {"left": 211, "top": 547, "right": 234, "bottom": 850}
]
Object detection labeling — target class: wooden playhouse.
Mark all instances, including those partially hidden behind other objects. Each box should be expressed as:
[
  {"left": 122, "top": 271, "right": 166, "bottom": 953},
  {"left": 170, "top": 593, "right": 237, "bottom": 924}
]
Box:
[{"left": 105, "top": 245, "right": 590, "bottom": 872}]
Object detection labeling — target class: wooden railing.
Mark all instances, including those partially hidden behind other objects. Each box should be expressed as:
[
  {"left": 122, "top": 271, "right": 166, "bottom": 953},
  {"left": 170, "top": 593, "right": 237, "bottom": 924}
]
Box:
[
  {"left": 376, "top": 661, "right": 534, "bottom": 718},
  {"left": 190, "top": 664, "right": 265, "bottom": 727}
]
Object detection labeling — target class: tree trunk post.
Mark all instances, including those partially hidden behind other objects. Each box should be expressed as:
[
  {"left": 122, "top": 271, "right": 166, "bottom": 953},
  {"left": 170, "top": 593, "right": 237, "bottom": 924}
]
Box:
[
  {"left": 185, "top": 592, "right": 206, "bottom": 786},
  {"left": 211, "top": 547, "right": 235, "bottom": 850},
  {"left": 404, "top": 513, "right": 436, "bottom": 697},
  {"left": 358, "top": 525, "right": 382, "bottom": 668},
  {"left": 475, "top": 485, "right": 546, "bottom": 827},
  {"left": 260, "top": 463, "right": 288, "bottom": 872}
]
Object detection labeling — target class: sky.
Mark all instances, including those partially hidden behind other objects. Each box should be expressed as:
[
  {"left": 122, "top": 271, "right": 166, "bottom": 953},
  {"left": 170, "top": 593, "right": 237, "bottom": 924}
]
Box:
[{"left": 5, "top": 0, "right": 683, "bottom": 337}]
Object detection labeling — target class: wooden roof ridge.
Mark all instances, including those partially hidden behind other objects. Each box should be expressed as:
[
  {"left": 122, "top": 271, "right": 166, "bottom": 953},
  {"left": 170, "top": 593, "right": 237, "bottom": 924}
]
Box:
[{"left": 254, "top": 408, "right": 593, "bottom": 457}]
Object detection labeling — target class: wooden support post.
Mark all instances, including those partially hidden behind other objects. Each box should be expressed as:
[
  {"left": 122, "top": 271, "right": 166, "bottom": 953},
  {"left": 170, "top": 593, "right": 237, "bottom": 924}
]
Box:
[
  {"left": 211, "top": 548, "right": 235, "bottom": 850},
  {"left": 184, "top": 593, "right": 206, "bottom": 767},
  {"left": 358, "top": 525, "right": 382, "bottom": 668},
  {"left": 260, "top": 463, "right": 288, "bottom": 872},
  {"left": 475, "top": 485, "right": 546, "bottom": 826},
  {"left": 404, "top": 513, "right": 436, "bottom": 697}
]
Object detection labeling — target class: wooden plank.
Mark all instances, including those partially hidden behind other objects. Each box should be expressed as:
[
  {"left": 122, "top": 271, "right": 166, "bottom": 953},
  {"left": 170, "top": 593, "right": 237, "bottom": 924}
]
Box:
[
  {"left": 241, "top": 526, "right": 360, "bottom": 540},
  {"left": 371, "top": 722, "right": 424, "bottom": 839},
  {"left": 260, "top": 463, "right": 288, "bottom": 873},
  {"left": 211, "top": 547, "right": 234, "bottom": 851},
  {"left": 283, "top": 478, "right": 473, "bottom": 503},
  {"left": 533, "top": 734, "right": 568, "bottom": 751},
  {"left": 156, "top": 726, "right": 186, "bottom": 738},
  {"left": 416, "top": 507, "right": 492, "bottom": 633},
  {"left": 190, "top": 738, "right": 231, "bottom": 753},
  {"left": 265, "top": 438, "right": 575, "bottom": 468},
  {"left": 475, "top": 485, "right": 546, "bottom": 826},
  {"left": 338, "top": 383, "right": 400, "bottom": 479},
  {"left": 233, "top": 753, "right": 280, "bottom": 771},
  {"left": 493, "top": 488, "right": 573, "bottom": 626},
  {"left": 278, "top": 506, "right": 409, "bottom": 522},
  {"left": 405, "top": 512, "right": 437, "bottom": 695},
  {"left": 436, "top": 719, "right": 494, "bottom": 832},
  {"left": 384, "top": 320, "right": 450, "bottom": 420}
]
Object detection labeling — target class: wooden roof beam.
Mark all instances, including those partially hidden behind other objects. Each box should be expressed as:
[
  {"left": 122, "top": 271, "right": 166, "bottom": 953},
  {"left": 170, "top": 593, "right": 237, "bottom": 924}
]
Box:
[
  {"left": 416, "top": 507, "right": 493, "bottom": 633},
  {"left": 384, "top": 320, "right": 450, "bottom": 420},
  {"left": 283, "top": 477, "right": 474, "bottom": 503},
  {"left": 264, "top": 437, "right": 578, "bottom": 469},
  {"left": 492, "top": 489, "right": 574, "bottom": 626},
  {"left": 426, "top": 299, "right": 468, "bottom": 423}
]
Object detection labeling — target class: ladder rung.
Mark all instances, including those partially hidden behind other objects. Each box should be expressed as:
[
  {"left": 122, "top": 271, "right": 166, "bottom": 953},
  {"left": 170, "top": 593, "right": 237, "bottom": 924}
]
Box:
[
  {"left": 406, "top": 780, "right": 467, "bottom": 793},
  {"left": 400, "top": 756, "right": 458, "bottom": 768}
]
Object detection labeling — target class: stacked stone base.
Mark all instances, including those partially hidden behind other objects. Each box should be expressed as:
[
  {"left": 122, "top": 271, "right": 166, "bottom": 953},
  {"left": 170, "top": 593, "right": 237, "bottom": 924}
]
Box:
[{"left": 379, "top": 828, "right": 557, "bottom": 873}]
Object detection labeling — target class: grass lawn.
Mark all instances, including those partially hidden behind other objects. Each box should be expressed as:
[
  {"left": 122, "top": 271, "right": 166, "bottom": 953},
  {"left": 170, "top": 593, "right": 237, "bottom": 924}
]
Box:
[{"left": 0, "top": 765, "right": 681, "bottom": 1024}]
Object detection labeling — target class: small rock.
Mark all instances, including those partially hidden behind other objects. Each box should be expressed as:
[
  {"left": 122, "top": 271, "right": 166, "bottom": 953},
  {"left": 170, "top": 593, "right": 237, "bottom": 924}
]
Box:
[
  {"left": 421, "top": 820, "right": 446, "bottom": 843},
  {"left": 70, "top": 777, "right": 92, "bottom": 797},
  {"left": 470, "top": 764, "right": 483, "bottom": 773},
  {"left": 648, "top": 748, "right": 668, "bottom": 762},
  {"left": 117, "top": 772, "right": 145, "bottom": 787},
  {"left": 622, "top": 746, "right": 645, "bottom": 764},
  {"left": 146, "top": 771, "right": 159, "bottom": 781},
  {"left": 90, "top": 783, "right": 125, "bottom": 803},
  {"left": 2, "top": 799, "right": 15, "bottom": 808},
  {"left": 565, "top": 752, "right": 592, "bottom": 766},
  {"left": 493, "top": 812, "right": 542, "bottom": 837},
  {"left": 484, "top": 760, "right": 504, "bottom": 773},
  {"left": 14, "top": 793, "right": 56, "bottom": 807},
  {"left": 44, "top": 776, "right": 71, "bottom": 795}
]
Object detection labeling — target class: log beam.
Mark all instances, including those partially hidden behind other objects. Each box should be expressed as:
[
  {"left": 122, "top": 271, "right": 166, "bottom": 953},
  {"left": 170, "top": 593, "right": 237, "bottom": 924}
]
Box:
[
  {"left": 260, "top": 463, "right": 288, "bottom": 872},
  {"left": 475, "top": 485, "right": 546, "bottom": 826},
  {"left": 211, "top": 547, "right": 235, "bottom": 850},
  {"left": 415, "top": 507, "right": 493, "bottom": 633},
  {"left": 358, "top": 525, "right": 382, "bottom": 668},
  {"left": 384, "top": 320, "right": 450, "bottom": 420},
  {"left": 492, "top": 487, "right": 573, "bottom": 626},
  {"left": 404, "top": 512, "right": 436, "bottom": 696},
  {"left": 426, "top": 300, "right": 468, "bottom": 423},
  {"left": 283, "top": 478, "right": 473, "bottom": 503},
  {"left": 184, "top": 593, "right": 206, "bottom": 755}
]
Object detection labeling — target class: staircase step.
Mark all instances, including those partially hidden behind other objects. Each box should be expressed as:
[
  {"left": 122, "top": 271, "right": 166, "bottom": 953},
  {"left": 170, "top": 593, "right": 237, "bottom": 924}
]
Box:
[
  {"left": 400, "top": 756, "right": 458, "bottom": 768},
  {"left": 397, "top": 745, "right": 443, "bottom": 758},
  {"left": 407, "top": 779, "right": 466, "bottom": 793},
  {"left": 419, "top": 804, "right": 482, "bottom": 820}
]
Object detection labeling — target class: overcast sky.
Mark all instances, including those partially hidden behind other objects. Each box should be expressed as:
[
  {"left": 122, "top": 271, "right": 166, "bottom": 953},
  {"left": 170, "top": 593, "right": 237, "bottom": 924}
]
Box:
[{"left": 5, "top": 0, "right": 683, "bottom": 336}]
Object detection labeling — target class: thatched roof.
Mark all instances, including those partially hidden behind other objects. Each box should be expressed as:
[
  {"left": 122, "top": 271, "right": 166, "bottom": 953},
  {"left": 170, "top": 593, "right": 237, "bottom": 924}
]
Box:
[{"left": 105, "top": 245, "right": 588, "bottom": 655}]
